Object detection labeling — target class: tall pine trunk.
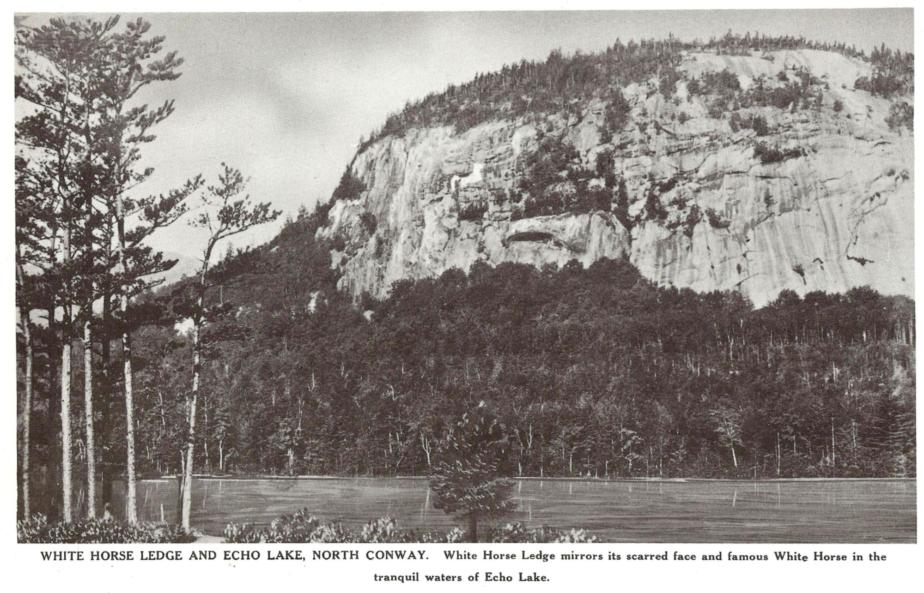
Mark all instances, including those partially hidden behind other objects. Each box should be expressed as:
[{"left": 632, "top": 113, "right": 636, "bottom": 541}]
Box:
[
  {"left": 100, "top": 261, "right": 113, "bottom": 509},
  {"left": 60, "top": 339, "right": 72, "bottom": 523},
  {"left": 46, "top": 304, "right": 60, "bottom": 518},
  {"left": 182, "top": 247, "right": 212, "bottom": 531},
  {"left": 17, "top": 254, "right": 34, "bottom": 519},
  {"left": 121, "top": 293, "right": 137, "bottom": 524},
  {"left": 181, "top": 319, "right": 201, "bottom": 530},
  {"left": 82, "top": 179, "right": 97, "bottom": 519},
  {"left": 116, "top": 212, "right": 137, "bottom": 524},
  {"left": 60, "top": 221, "right": 74, "bottom": 523},
  {"left": 83, "top": 321, "right": 96, "bottom": 518},
  {"left": 20, "top": 316, "right": 33, "bottom": 518}
]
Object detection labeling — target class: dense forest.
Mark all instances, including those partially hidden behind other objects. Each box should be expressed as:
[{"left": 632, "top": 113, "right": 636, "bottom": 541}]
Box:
[{"left": 21, "top": 202, "right": 916, "bottom": 519}]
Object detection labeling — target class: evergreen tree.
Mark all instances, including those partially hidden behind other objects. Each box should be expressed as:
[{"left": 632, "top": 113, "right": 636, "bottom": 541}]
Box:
[
  {"left": 178, "top": 164, "right": 280, "bottom": 531},
  {"left": 430, "top": 403, "right": 516, "bottom": 542}
]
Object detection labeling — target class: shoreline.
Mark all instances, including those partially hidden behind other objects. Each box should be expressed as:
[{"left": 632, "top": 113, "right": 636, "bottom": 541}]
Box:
[{"left": 141, "top": 474, "right": 917, "bottom": 484}]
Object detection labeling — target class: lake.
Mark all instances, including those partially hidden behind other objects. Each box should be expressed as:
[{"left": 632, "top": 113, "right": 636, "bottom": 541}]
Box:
[{"left": 117, "top": 477, "right": 916, "bottom": 543}]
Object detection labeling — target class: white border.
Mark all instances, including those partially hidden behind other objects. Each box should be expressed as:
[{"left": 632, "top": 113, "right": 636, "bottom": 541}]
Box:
[{"left": 2, "top": 2, "right": 920, "bottom": 591}]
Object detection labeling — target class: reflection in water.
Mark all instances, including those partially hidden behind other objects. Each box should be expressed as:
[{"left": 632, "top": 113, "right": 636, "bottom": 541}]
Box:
[
  {"left": 116, "top": 477, "right": 916, "bottom": 543},
  {"left": 420, "top": 488, "right": 430, "bottom": 519}
]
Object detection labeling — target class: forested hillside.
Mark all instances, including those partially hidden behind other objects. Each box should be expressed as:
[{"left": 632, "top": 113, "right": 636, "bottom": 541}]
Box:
[{"left": 22, "top": 202, "right": 912, "bottom": 507}]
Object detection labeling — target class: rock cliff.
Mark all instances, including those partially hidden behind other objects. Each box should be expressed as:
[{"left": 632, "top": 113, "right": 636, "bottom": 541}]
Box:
[{"left": 317, "top": 49, "right": 913, "bottom": 307}]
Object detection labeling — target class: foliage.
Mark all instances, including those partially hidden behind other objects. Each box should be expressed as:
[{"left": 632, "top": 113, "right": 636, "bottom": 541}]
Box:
[
  {"left": 487, "top": 521, "right": 597, "bottom": 543},
  {"left": 682, "top": 204, "right": 702, "bottom": 237},
  {"left": 332, "top": 167, "right": 366, "bottom": 201},
  {"left": 704, "top": 208, "right": 731, "bottom": 229},
  {"left": 853, "top": 44, "right": 914, "bottom": 98},
  {"left": 742, "top": 71, "right": 823, "bottom": 111},
  {"left": 429, "top": 405, "right": 516, "bottom": 540},
  {"left": 458, "top": 201, "right": 489, "bottom": 222},
  {"left": 753, "top": 142, "right": 804, "bottom": 164},
  {"left": 730, "top": 113, "right": 770, "bottom": 136},
  {"left": 222, "top": 512, "right": 593, "bottom": 543},
  {"left": 15, "top": 14, "right": 199, "bottom": 524},
  {"left": 109, "top": 236, "right": 916, "bottom": 488},
  {"left": 602, "top": 88, "right": 632, "bottom": 143},
  {"left": 361, "top": 32, "right": 899, "bottom": 144},
  {"left": 643, "top": 177, "right": 668, "bottom": 221},
  {"left": 512, "top": 134, "right": 611, "bottom": 220},
  {"left": 886, "top": 101, "right": 913, "bottom": 132},
  {"left": 17, "top": 514, "right": 195, "bottom": 543},
  {"left": 687, "top": 68, "right": 741, "bottom": 99}
]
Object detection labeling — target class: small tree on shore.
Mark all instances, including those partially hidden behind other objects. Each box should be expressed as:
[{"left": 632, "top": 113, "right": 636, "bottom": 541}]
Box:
[
  {"left": 709, "top": 403, "right": 743, "bottom": 470},
  {"left": 429, "top": 402, "right": 516, "bottom": 542},
  {"left": 178, "top": 164, "right": 280, "bottom": 531}
]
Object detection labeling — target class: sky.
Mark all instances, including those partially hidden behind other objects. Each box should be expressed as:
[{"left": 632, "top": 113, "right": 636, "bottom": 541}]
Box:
[{"left": 16, "top": 9, "right": 914, "bottom": 262}]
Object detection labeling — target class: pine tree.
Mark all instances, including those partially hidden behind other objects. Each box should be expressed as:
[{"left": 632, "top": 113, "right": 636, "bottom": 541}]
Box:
[
  {"left": 429, "top": 403, "right": 516, "bottom": 542},
  {"left": 179, "top": 164, "right": 280, "bottom": 531},
  {"left": 92, "top": 17, "right": 201, "bottom": 523},
  {"left": 16, "top": 15, "right": 199, "bottom": 523}
]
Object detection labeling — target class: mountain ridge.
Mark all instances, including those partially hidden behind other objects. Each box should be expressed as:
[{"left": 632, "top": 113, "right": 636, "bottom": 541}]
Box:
[{"left": 312, "top": 37, "right": 913, "bottom": 307}]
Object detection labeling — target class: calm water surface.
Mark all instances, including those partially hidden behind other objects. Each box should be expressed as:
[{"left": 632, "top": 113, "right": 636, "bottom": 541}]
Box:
[{"left": 118, "top": 477, "right": 916, "bottom": 542}]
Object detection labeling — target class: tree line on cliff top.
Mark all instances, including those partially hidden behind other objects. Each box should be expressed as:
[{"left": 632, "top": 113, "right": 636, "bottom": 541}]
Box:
[{"left": 358, "top": 32, "right": 912, "bottom": 147}]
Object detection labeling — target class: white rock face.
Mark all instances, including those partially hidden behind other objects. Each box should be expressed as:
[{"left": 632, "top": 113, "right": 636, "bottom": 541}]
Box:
[{"left": 318, "top": 50, "right": 913, "bottom": 307}]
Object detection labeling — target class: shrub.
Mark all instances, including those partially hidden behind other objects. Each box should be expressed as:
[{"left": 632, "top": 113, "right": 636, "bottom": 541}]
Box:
[
  {"left": 753, "top": 142, "right": 803, "bottom": 164},
  {"left": 264, "top": 508, "right": 323, "bottom": 543},
  {"left": 885, "top": 101, "right": 913, "bottom": 131},
  {"left": 602, "top": 88, "right": 632, "bottom": 141},
  {"left": 486, "top": 522, "right": 596, "bottom": 543},
  {"left": 359, "top": 211, "right": 377, "bottom": 234},
  {"left": 705, "top": 208, "right": 731, "bottom": 229},
  {"left": 613, "top": 176, "right": 633, "bottom": 230},
  {"left": 512, "top": 136, "right": 614, "bottom": 220},
  {"left": 855, "top": 68, "right": 912, "bottom": 98},
  {"left": 683, "top": 204, "right": 702, "bottom": 237},
  {"left": 707, "top": 99, "right": 726, "bottom": 119},
  {"left": 17, "top": 515, "right": 195, "bottom": 543},
  {"left": 689, "top": 69, "right": 741, "bottom": 99},
  {"left": 223, "top": 522, "right": 263, "bottom": 543},
  {"left": 732, "top": 113, "right": 769, "bottom": 136},
  {"left": 458, "top": 200, "right": 488, "bottom": 222},
  {"left": 643, "top": 179, "right": 668, "bottom": 221},
  {"left": 553, "top": 528, "right": 597, "bottom": 543},
  {"left": 332, "top": 167, "right": 366, "bottom": 201},
  {"left": 659, "top": 69, "right": 682, "bottom": 98},
  {"left": 222, "top": 514, "right": 597, "bottom": 543}
]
